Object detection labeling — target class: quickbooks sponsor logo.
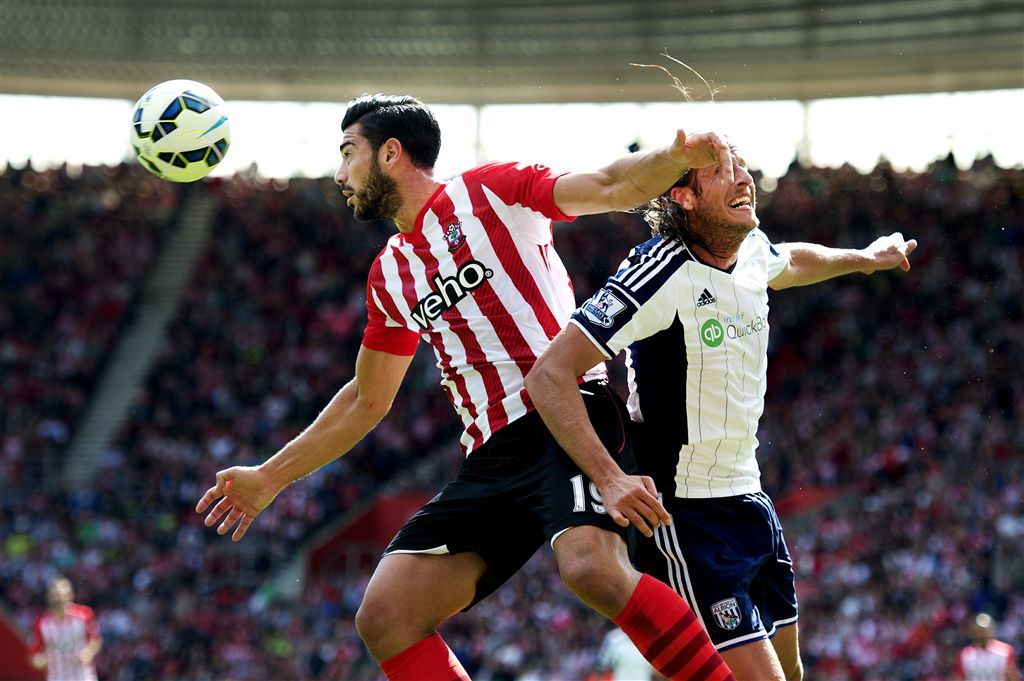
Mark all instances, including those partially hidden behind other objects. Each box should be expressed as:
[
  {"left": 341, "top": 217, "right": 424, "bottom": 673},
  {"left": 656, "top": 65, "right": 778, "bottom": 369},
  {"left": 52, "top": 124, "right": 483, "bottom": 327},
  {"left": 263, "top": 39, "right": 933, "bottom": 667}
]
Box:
[
  {"left": 726, "top": 315, "right": 768, "bottom": 339},
  {"left": 700, "top": 319, "right": 724, "bottom": 347},
  {"left": 701, "top": 315, "right": 768, "bottom": 347}
]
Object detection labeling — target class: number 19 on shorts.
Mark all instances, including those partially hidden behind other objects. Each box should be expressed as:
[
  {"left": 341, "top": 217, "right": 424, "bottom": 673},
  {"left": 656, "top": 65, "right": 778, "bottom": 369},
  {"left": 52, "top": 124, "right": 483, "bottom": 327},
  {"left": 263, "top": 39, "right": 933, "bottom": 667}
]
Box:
[{"left": 570, "top": 475, "right": 606, "bottom": 514}]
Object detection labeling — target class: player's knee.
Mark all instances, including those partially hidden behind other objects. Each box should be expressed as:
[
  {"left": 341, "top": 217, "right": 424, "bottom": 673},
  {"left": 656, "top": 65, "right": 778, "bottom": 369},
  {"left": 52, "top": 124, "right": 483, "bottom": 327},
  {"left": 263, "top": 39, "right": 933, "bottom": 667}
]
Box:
[
  {"left": 557, "top": 546, "right": 634, "bottom": 616},
  {"left": 353, "top": 601, "right": 380, "bottom": 648},
  {"left": 354, "top": 593, "right": 395, "bottom": 652}
]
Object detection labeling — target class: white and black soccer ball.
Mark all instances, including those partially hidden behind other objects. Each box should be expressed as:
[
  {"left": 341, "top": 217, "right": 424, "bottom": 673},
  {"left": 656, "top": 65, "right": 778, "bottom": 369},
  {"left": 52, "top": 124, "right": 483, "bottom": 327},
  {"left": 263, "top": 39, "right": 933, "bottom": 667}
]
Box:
[{"left": 130, "top": 79, "right": 230, "bottom": 182}]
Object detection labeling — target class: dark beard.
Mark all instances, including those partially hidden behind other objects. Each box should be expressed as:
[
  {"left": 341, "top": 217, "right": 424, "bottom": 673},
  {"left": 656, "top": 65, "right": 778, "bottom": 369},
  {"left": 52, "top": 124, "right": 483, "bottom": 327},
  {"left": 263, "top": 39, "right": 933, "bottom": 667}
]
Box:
[{"left": 353, "top": 158, "right": 401, "bottom": 222}]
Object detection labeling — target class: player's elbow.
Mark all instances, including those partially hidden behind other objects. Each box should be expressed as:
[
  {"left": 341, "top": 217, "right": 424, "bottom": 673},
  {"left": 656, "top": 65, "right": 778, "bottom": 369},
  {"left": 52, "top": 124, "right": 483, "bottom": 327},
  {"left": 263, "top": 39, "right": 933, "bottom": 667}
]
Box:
[
  {"left": 353, "top": 392, "right": 393, "bottom": 424},
  {"left": 525, "top": 354, "right": 566, "bottom": 404},
  {"left": 523, "top": 362, "right": 546, "bottom": 398}
]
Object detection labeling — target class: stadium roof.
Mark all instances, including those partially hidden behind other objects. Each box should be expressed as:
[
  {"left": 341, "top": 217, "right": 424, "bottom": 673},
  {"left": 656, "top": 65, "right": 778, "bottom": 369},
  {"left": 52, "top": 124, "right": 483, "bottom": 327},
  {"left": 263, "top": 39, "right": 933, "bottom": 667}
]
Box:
[{"left": 2, "top": 0, "right": 1022, "bottom": 104}]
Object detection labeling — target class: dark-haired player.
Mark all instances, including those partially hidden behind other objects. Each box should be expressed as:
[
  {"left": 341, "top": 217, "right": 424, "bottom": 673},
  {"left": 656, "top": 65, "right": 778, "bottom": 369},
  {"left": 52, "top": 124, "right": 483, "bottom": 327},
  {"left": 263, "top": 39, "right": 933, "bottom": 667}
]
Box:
[
  {"left": 525, "top": 144, "right": 916, "bottom": 680},
  {"left": 197, "top": 94, "right": 737, "bottom": 680}
]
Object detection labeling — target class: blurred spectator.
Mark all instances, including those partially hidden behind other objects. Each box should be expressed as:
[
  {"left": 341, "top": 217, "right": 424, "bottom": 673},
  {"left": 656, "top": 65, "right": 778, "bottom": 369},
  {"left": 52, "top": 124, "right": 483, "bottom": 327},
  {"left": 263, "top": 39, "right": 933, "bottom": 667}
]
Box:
[
  {"left": 594, "top": 627, "right": 655, "bottom": 681},
  {"left": 0, "top": 163, "right": 179, "bottom": 489}
]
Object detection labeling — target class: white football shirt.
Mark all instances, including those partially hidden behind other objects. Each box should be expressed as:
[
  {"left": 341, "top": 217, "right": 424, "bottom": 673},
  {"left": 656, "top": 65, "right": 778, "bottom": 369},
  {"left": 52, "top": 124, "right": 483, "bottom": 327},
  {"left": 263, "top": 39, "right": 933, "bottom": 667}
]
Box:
[{"left": 570, "top": 229, "right": 786, "bottom": 498}]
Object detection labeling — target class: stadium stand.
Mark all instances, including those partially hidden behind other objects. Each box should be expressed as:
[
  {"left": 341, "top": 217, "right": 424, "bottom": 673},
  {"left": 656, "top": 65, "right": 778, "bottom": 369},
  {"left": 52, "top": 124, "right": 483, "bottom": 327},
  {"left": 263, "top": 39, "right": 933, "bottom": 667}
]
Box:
[
  {"left": 0, "top": 164, "right": 180, "bottom": 491},
  {"left": 1, "top": 157, "right": 1021, "bottom": 680}
]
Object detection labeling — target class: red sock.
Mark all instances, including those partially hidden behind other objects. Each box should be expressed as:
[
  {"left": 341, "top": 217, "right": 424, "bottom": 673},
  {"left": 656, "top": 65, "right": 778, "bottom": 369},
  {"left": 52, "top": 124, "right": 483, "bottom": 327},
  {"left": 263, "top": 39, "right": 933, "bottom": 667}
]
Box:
[
  {"left": 614, "top": 574, "right": 735, "bottom": 681},
  {"left": 379, "top": 633, "right": 470, "bottom": 681}
]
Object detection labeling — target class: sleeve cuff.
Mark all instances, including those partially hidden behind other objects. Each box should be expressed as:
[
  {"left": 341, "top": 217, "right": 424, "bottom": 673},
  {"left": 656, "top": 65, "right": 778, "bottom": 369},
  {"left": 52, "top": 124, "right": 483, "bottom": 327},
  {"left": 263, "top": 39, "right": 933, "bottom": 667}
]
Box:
[
  {"left": 361, "top": 328, "right": 419, "bottom": 356},
  {"left": 568, "top": 318, "right": 615, "bottom": 359}
]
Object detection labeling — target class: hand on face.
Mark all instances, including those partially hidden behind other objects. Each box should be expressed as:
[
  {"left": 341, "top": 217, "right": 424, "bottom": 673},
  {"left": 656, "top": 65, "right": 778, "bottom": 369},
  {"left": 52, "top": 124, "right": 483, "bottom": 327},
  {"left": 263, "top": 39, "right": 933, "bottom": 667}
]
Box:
[{"left": 669, "top": 129, "right": 735, "bottom": 184}]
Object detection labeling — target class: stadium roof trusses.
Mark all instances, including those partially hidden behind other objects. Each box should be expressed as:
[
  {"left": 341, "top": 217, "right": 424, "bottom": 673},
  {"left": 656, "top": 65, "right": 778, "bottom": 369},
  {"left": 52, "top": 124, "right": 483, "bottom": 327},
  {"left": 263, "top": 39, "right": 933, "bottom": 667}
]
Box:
[{"left": 2, "top": 0, "right": 1022, "bottom": 104}]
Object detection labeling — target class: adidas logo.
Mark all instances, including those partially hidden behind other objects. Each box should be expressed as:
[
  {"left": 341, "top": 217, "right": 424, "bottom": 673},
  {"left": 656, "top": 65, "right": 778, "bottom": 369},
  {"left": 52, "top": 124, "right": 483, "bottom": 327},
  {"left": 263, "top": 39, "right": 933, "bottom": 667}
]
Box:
[{"left": 696, "top": 288, "right": 717, "bottom": 308}]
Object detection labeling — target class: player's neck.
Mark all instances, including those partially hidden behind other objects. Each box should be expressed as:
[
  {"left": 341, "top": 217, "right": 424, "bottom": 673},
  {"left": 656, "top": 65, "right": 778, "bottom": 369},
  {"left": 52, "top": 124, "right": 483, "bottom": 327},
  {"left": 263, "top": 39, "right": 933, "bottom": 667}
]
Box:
[
  {"left": 686, "top": 220, "right": 747, "bottom": 270},
  {"left": 393, "top": 171, "right": 443, "bottom": 234},
  {"left": 689, "top": 242, "right": 739, "bottom": 271},
  {"left": 49, "top": 605, "right": 69, "bottom": 617}
]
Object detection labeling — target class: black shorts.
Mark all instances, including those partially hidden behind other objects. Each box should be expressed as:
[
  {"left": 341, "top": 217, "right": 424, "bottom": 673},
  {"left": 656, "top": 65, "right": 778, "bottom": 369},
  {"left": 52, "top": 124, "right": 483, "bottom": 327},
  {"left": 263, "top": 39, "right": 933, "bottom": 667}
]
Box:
[
  {"left": 384, "top": 381, "right": 636, "bottom": 609},
  {"left": 636, "top": 491, "right": 798, "bottom": 651}
]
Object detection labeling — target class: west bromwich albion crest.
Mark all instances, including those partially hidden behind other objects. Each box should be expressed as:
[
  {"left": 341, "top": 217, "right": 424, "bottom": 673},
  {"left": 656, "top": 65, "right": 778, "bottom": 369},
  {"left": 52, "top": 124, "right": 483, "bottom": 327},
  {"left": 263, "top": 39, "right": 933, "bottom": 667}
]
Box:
[
  {"left": 443, "top": 219, "right": 466, "bottom": 252},
  {"left": 711, "top": 597, "right": 742, "bottom": 631}
]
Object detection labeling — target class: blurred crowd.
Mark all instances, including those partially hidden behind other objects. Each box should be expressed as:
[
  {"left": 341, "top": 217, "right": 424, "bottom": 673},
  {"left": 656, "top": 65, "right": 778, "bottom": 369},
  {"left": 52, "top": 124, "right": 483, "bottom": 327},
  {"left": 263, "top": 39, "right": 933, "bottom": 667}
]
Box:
[
  {"left": 1, "top": 156, "right": 1021, "bottom": 680},
  {"left": 0, "top": 164, "right": 179, "bottom": 490}
]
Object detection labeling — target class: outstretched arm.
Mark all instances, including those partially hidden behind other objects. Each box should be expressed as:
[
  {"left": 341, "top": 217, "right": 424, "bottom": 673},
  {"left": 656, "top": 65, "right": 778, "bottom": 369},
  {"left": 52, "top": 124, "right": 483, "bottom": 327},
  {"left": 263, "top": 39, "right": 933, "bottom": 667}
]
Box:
[
  {"left": 553, "top": 129, "right": 734, "bottom": 216},
  {"left": 769, "top": 232, "right": 918, "bottom": 290},
  {"left": 196, "top": 346, "right": 414, "bottom": 541},
  {"left": 524, "top": 325, "right": 671, "bottom": 537}
]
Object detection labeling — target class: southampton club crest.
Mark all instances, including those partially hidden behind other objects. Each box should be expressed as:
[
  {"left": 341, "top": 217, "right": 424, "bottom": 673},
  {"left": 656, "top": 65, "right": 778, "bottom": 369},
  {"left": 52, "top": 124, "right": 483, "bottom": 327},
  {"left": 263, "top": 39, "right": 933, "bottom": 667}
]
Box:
[
  {"left": 443, "top": 219, "right": 466, "bottom": 252},
  {"left": 711, "top": 597, "right": 742, "bottom": 631}
]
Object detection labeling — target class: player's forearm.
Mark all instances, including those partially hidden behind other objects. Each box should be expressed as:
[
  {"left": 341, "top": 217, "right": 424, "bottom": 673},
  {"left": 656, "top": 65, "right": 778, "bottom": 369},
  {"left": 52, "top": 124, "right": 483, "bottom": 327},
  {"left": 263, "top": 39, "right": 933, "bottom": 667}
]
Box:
[
  {"left": 525, "top": 364, "right": 624, "bottom": 487},
  {"left": 596, "top": 147, "right": 688, "bottom": 212},
  {"left": 773, "top": 242, "right": 871, "bottom": 288},
  {"left": 79, "top": 638, "right": 101, "bottom": 664},
  {"left": 260, "top": 380, "right": 386, "bottom": 491}
]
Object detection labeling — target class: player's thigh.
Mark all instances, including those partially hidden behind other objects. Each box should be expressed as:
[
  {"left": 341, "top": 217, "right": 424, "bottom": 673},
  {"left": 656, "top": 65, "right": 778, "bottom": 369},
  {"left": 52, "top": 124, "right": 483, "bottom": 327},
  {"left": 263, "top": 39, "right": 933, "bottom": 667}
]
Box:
[
  {"left": 385, "top": 413, "right": 557, "bottom": 592},
  {"left": 635, "top": 496, "right": 776, "bottom": 648},
  {"left": 750, "top": 492, "right": 800, "bottom": 676},
  {"left": 535, "top": 381, "right": 637, "bottom": 543},
  {"left": 362, "top": 550, "right": 486, "bottom": 619},
  {"left": 720, "top": 638, "right": 786, "bottom": 681},
  {"left": 769, "top": 622, "right": 802, "bottom": 681}
]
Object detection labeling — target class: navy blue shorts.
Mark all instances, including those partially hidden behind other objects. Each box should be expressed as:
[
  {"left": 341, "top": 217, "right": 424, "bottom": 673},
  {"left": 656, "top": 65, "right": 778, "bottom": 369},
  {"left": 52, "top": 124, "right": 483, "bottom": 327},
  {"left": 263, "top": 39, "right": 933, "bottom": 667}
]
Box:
[
  {"left": 634, "top": 491, "right": 798, "bottom": 651},
  {"left": 384, "top": 381, "right": 636, "bottom": 610}
]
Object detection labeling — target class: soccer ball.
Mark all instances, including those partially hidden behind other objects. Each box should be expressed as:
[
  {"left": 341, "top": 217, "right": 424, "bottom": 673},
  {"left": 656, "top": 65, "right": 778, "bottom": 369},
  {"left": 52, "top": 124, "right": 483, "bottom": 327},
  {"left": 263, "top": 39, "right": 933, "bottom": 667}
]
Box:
[{"left": 130, "top": 79, "right": 230, "bottom": 182}]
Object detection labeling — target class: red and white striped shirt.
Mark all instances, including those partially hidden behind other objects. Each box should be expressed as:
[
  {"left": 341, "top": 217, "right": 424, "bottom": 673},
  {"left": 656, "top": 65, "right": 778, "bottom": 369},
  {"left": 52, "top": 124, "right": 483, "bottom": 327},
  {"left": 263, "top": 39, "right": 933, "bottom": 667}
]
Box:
[
  {"left": 956, "top": 640, "right": 1018, "bottom": 680},
  {"left": 362, "top": 162, "right": 605, "bottom": 453},
  {"left": 29, "top": 605, "right": 99, "bottom": 681}
]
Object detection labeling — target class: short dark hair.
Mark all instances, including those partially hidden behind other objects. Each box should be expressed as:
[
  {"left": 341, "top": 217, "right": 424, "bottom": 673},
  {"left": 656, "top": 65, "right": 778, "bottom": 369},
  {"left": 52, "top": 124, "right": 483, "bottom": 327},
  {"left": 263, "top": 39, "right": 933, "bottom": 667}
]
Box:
[{"left": 341, "top": 94, "right": 441, "bottom": 171}]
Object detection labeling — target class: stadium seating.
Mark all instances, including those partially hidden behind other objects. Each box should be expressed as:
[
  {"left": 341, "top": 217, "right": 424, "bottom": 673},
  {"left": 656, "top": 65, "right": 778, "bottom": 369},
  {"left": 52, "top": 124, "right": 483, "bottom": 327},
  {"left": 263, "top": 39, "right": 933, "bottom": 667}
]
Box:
[
  {"left": 0, "top": 164, "right": 179, "bottom": 488},
  {"left": 1, "top": 157, "right": 1020, "bottom": 679}
]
